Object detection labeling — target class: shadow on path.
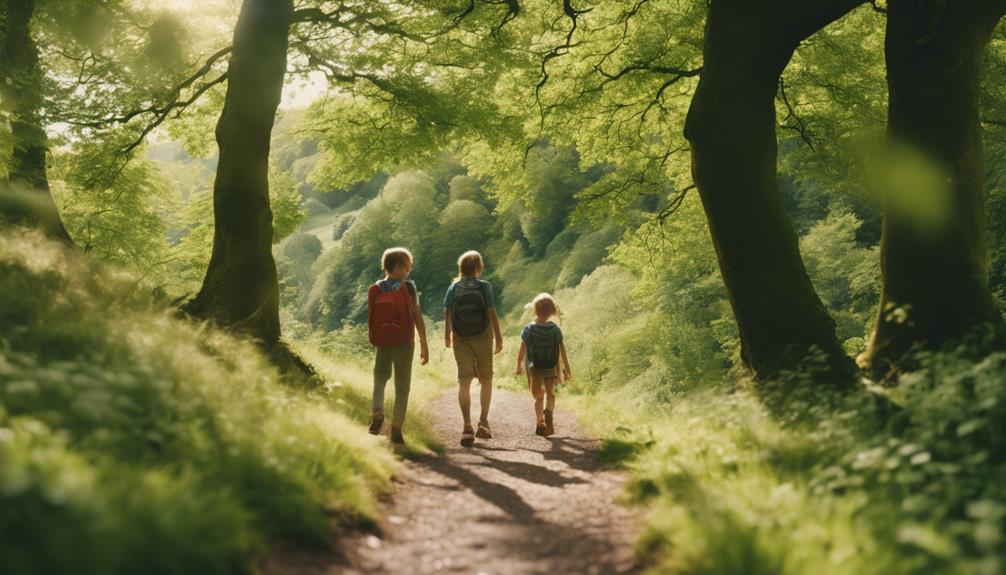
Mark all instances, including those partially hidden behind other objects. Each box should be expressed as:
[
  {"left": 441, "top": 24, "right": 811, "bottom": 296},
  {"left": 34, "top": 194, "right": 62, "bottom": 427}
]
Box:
[{"left": 275, "top": 388, "right": 639, "bottom": 575}]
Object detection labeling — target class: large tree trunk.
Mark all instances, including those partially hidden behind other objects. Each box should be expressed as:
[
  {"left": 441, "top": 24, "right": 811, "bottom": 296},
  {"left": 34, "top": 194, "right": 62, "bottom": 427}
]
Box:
[
  {"left": 182, "top": 0, "right": 292, "bottom": 345},
  {"left": 1, "top": 0, "right": 72, "bottom": 242},
  {"left": 860, "top": 0, "right": 1006, "bottom": 377},
  {"left": 684, "top": 0, "right": 864, "bottom": 381}
]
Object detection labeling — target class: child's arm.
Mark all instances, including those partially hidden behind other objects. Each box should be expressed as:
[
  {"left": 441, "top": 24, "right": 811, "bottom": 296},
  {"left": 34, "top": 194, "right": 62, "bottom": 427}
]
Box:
[
  {"left": 444, "top": 309, "right": 453, "bottom": 348},
  {"left": 560, "top": 342, "right": 571, "bottom": 380},
  {"left": 489, "top": 307, "right": 503, "bottom": 354},
  {"left": 516, "top": 341, "right": 526, "bottom": 375},
  {"left": 409, "top": 290, "right": 429, "bottom": 365}
]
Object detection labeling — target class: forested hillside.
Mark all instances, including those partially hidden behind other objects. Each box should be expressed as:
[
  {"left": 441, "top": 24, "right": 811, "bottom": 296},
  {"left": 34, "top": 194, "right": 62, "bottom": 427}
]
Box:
[{"left": 3, "top": 0, "right": 1006, "bottom": 574}]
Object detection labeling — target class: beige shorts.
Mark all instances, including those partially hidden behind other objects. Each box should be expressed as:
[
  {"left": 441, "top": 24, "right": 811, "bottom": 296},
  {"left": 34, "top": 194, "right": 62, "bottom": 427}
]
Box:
[{"left": 453, "top": 327, "right": 494, "bottom": 380}]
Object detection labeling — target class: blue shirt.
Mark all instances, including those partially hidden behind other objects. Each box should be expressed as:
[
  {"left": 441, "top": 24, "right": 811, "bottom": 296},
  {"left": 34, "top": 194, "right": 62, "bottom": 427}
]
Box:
[
  {"left": 443, "top": 277, "right": 494, "bottom": 310},
  {"left": 521, "top": 321, "right": 563, "bottom": 344}
]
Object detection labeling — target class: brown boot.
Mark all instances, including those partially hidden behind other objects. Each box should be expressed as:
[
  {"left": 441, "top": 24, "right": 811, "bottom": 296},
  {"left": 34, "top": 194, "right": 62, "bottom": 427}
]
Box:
[
  {"left": 535, "top": 420, "right": 547, "bottom": 436},
  {"left": 543, "top": 409, "right": 555, "bottom": 436},
  {"left": 368, "top": 409, "right": 385, "bottom": 435}
]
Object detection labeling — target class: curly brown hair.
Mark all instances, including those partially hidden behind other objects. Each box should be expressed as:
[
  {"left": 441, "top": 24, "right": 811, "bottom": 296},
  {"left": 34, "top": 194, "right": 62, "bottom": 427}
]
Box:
[{"left": 381, "top": 247, "right": 413, "bottom": 273}]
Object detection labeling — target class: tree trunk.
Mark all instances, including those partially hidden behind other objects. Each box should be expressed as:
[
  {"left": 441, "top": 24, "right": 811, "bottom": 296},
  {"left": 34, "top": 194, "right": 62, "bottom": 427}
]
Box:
[
  {"left": 684, "top": 0, "right": 863, "bottom": 381},
  {"left": 860, "top": 0, "right": 1006, "bottom": 377},
  {"left": 1, "top": 0, "right": 72, "bottom": 242},
  {"left": 182, "top": 0, "right": 292, "bottom": 345}
]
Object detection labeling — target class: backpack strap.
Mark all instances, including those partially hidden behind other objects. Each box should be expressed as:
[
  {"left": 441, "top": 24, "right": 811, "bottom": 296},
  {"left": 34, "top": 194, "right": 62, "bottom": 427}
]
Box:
[{"left": 401, "top": 281, "right": 417, "bottom": 322}]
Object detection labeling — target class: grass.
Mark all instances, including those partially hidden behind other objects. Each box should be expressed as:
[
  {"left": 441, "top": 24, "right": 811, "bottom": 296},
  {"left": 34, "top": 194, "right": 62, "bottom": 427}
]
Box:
[
  {"left": 290, "top": 328, "right": 449, "bottom": 460},
  {"left": 566, "top": 359, "right": 1006, "bottom": 575},
  {"left": 0, "top": 228, "right": 434, "bottom": 574}
]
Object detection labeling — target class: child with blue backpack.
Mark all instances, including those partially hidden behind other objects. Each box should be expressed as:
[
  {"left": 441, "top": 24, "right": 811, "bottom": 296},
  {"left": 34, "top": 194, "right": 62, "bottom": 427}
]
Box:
[
  {"left": 516, "top": 293, "right": 571, "bottom": 436},
  {"left": 367, "top": 247, "right": 429, "bottom": 444},
  {"left": 444, "top": 250, "right": 503, "bottom": 447}
]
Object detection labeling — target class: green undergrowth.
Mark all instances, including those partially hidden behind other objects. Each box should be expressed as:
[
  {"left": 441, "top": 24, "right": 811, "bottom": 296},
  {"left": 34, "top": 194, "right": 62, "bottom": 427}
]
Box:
[
  {"left": 0, "top": 229, "right": 423, "bottom": 574},
  {"left": 288, "top": 326, "right": 447, "bottom": 460},
  {"left": 569, "top": 355, "right": 1006, "bottom": 575}
]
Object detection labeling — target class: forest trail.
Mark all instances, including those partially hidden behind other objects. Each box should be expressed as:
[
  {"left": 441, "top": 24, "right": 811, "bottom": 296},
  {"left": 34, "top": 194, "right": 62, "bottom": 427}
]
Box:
[{"left": 272, "top": 387, "right": 640, "bottom": 575}]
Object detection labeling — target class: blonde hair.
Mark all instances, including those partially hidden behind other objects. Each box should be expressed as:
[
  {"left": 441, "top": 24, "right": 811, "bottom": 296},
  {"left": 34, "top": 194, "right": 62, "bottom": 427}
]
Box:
[
  {"left": 529, "top": 293, "right": 560, "bottom": 320},
  {"left": 382, "top": 247, "right": 413, "bottom": 273},
  {"left": 456, "top": 250, "right": 484, "bottom": 279}
]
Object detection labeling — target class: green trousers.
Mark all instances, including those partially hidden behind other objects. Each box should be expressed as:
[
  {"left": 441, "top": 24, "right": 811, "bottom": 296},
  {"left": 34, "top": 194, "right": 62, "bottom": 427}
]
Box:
[{"left": 372, "top": 342, "right": 414, "bottom": 427}]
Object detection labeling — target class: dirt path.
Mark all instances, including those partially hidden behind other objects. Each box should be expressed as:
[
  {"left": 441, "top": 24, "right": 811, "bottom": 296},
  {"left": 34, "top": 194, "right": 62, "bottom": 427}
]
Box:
[{"left": 270, "top": 387, "right": 639, "bottom": 575}]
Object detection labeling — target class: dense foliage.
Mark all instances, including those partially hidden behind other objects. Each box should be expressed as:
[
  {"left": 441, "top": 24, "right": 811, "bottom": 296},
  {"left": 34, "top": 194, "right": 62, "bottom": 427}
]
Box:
[
  {"left": 572, "top": 349, "right": 1006, "bottom": 575},
  {"left": 0, "top": 228, "right": 401, "bottom": 574}
]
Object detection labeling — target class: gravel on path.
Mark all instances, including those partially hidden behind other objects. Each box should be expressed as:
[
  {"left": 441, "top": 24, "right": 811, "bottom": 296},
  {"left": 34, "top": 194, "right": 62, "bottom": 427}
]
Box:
[{"left": 271, "top": 387, "right": 640, "bottom": 575}]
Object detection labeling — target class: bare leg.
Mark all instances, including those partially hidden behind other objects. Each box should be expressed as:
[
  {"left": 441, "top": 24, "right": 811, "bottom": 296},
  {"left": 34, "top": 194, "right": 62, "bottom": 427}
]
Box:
[
  {"left": 478, "top": 376, "right": 493, "bottom": 424},
  {"left": 543, "top": 377, "right": 558, "bottom": 436},
  {"left": 530, "top": 375, "right": 545, "bottom": 423},
  {"left": 544, "top": 378, "right": 557, "bottom": 412},
  {"left": 458, "top": 377, "right": 473, "bottom": 428}
]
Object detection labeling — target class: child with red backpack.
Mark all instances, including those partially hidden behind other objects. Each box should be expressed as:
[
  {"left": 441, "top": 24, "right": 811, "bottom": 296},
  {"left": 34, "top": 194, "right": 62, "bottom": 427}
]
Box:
[
  {"left": 444, "top": 250, "right": 503, "bottom": 447},
  {"left": 368, "top": 247, "right": 429, "bottom": 444},
  {"left": 516, "top": 293, "right": 571, "bottom": 436}
]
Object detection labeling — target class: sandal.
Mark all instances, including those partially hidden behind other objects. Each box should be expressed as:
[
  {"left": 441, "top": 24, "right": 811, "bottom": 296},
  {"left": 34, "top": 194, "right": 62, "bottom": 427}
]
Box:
[
  {"left": 368, "top": 409, "right": 385, "bottom": 435},
  {"left": 460, "top": 425, "right": 475, "bottom": 447},
  {"left": 476, "top": 420, "right": 492, "bottom": 439}
]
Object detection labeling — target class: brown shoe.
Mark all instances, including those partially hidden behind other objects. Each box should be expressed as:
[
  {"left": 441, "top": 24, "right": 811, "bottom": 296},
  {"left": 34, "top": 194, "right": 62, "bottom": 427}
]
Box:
[
  {"left": 535, "top": 421, "right": 547, "bottom": 436},
  {"left": 476, "top": 420, "right": 492, "bottom": 439},
  {"left": 391, "top": 427, "right": 405, "bottom": 444},
  {"left": 543, "top": 409, "right": 555, "bottom": 436},
  {"left": 368, "top": 409, "right": 385, "bottom": 435}
]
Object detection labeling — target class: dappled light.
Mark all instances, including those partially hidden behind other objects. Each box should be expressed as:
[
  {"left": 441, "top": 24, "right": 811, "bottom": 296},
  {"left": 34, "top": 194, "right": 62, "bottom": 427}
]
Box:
[{"left": 3, "top": 1, "right": 1006, "bottom": 574}]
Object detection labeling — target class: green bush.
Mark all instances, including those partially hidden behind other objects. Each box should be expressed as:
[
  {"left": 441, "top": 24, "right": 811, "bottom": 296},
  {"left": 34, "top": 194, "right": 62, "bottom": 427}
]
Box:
[
  {"left": 572, "top": 350, "right": 1006, "bottom": 575},
  {"left": 0, "top": 229, "right": 397, "bottom": 575}
]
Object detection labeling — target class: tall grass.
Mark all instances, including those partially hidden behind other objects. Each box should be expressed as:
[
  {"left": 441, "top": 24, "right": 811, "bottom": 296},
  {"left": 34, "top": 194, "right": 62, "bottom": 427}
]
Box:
[
  {"left": 568, "top": 355, "right": 1006, "bottom": 575},
  {"left": 0, "top": 228, "right": 403, "bottom": 574}
]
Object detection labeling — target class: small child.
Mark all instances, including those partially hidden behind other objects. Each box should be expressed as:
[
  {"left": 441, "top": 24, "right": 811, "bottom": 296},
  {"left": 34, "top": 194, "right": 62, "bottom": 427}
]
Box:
[
  {"left": 516, "top": 293, "right": 571, "bottom": 436},
  {"left": 367, "top": 247, "right": 429, "bottom": 444},
  {"left": 444, "top": 250, "right": 503, "bottom": 447}
]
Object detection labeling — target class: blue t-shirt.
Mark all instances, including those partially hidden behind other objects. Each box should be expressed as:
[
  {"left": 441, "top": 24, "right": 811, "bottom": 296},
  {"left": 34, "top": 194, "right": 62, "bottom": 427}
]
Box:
[
  {"left": 443, "top": 277, "right": 494, "bottom": 310},
  {"left": 521, "top": 321, "right": 563, "bottom": 344}
]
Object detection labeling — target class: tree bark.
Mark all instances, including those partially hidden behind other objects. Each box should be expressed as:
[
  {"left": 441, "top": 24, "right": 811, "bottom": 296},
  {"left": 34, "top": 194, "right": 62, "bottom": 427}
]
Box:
[
  {"left": 1, "top": 0, "right": 72, "bottom": 242},
  {"left": 860, "top": 0, "right": 1006, "bottom": 377},
  {"left": 182, "top": 0, "right": 292, "bottom": 345},
  {"left": 684, "top": 0, "right": 864, "bottom": 381}
]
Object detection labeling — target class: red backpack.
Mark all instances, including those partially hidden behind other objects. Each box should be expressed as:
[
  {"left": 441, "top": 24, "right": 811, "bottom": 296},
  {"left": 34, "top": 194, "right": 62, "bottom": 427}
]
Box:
[{"left": 368, "top": 282, "right": 415, "bottom": 347}]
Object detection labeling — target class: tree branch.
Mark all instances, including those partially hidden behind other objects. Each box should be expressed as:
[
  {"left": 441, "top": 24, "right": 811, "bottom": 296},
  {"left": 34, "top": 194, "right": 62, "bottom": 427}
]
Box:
[
  {"left": 777, "top": 76, "right": 816, "bottom": 151},
  {"left": 63, "top": 45, "right": 232, "bottom": 130},
  {"left": 529, "top": 0, "right": 591, "bottom": 159}
]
